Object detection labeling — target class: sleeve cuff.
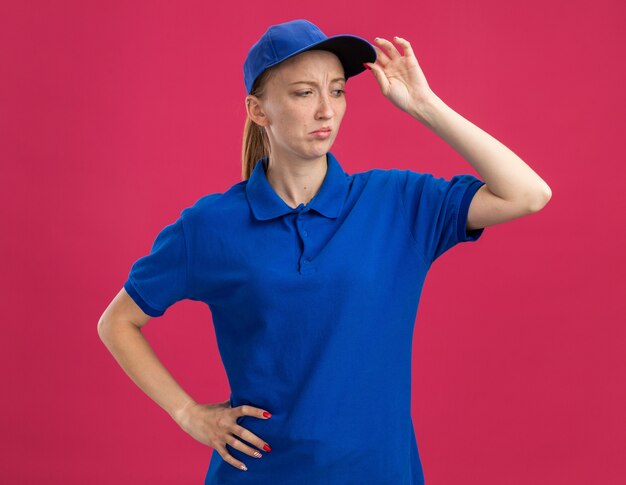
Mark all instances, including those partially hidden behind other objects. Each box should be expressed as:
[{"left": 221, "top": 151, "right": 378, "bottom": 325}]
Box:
[
  {"left": 457, "top": 179, "right": 486, "bottom": 243},
  {"left": 123, "top": 279, "right": 165, "bottom": 317}
]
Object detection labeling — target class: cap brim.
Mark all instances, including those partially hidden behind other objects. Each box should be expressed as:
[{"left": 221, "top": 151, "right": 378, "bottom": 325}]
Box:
[{"left": 265, "top": 34, "right": 377, "bottom": 80}]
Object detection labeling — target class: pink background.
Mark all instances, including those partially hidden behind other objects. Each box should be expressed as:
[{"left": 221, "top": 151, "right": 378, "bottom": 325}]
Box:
[{"left": 2, "top": 1, "right": 624, "bottom": 483}]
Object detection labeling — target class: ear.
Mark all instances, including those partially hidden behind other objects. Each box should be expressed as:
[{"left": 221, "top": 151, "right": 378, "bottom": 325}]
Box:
[{"left": 246, "top": 96, "right": 269, "bottom": 127}]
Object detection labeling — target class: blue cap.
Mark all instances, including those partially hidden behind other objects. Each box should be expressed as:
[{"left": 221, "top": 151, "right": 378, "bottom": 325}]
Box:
[{"left": 243, "top": 19, "right": 377, "bottom": 95}]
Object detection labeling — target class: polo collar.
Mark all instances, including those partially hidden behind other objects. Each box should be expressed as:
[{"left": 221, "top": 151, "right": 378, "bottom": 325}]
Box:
[{"left": 246, "top": 151, "right": 349, "bottom": 221}]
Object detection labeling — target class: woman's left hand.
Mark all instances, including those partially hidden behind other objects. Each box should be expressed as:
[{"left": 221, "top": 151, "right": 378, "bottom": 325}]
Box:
[{"left": 364, "top": 36, "right": 435, "bottom": 116}]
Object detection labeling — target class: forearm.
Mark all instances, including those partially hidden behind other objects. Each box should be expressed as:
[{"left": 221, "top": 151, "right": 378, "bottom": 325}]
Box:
[
  {"left": 410, "top": 92, "right": 551, "bottom": 208},
  {"left": 98, "top": 320, "right": 196, "bottom": 426}
]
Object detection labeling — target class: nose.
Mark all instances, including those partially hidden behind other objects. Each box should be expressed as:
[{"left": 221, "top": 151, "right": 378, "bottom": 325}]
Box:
[{"left": 315, "top": 91, "right": 335, "bottom": 119}]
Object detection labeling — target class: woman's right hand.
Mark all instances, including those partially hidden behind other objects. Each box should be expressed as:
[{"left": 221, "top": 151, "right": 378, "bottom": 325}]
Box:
[{"left": 174, "top": 399, "right": 272, "bottom": 471}]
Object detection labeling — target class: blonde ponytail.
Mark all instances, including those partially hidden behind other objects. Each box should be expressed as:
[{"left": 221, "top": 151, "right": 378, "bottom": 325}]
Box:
[{"left": 241, "top": 68, "right": 275, "bottom": 180}]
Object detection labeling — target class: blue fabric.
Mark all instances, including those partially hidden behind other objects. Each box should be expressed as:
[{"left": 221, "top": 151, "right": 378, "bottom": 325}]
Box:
[{"left": 123, "top": 151, "right": 485, "bottom": 484}]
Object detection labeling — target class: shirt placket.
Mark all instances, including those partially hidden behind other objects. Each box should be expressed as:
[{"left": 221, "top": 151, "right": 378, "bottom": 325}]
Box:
[{"left": 293, "top": 204, "right": 316, "bottom": 275}]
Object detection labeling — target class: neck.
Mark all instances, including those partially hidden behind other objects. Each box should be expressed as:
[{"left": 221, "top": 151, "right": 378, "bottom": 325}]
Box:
[{"left": 265, "top": 153, "right": 328, "bottom": 209}]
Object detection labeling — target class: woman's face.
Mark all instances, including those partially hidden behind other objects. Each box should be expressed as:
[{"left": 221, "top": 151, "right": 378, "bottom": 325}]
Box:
[{"left": 247, "top": 50, "right": 347, "bottom": 162}]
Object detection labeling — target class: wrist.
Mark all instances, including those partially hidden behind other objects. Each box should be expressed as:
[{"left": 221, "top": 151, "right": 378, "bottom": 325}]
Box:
[
  {"left": 408, "top": 91, "right": 444, "bottom": 126},
  {"left": 171, "top": 398, "right": 197, "bottom": 426}
]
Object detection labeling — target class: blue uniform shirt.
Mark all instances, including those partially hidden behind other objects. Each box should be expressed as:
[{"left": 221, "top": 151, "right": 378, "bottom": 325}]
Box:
[{"left": 123, "top": 151, "right": 485, "bottom": 484}]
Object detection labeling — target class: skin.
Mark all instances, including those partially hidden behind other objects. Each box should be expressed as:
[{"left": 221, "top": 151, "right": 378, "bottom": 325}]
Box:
[
  {"left": 247, "top": 37, "right": 552, "bottom": 226},
  {"left": 97, "top": 291, "right": 272, "bottom": 473},
  {"left": 245, "top": 49, "right": 347, "bottom": 209},
  {"left": 364, "top": 36, "right": 552, "bottom": 227},
  {"left": 97, "top": 50, "right": 347, "bottom": 475},
  {"left": 98, "top": 34, "right": 552, "bottom": 476}
]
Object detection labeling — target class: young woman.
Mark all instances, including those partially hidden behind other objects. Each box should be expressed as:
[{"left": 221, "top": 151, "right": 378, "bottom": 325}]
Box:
[{"left": 98, "top": 18, "right": 551, "bottom": 485}]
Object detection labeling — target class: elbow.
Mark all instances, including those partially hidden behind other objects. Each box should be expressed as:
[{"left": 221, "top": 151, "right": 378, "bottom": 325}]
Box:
[
  {"left": 97, "top": 317, "right": 121, "bottom": 343},
  {"left": 98, "top": 317, "right": 141, "bottom": 341},
  {"left": 97, "top": 318, "right": 111, "bottom": 342},
  {"left": 527, "top": 184, "right": 552, "bottom": 213}
]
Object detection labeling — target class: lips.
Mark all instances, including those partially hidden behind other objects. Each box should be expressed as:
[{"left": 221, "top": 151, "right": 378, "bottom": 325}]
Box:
[{"left": 311, "top": 127, "right": 331, "bottom": 134}]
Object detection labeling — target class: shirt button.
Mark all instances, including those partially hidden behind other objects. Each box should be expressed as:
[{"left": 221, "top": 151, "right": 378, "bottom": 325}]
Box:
[
  {"left": 302, "top": 230, "right": 308, "bottom": 237},
  {"left": 303, "top": 259, "right": 310, "bottom": 264}
]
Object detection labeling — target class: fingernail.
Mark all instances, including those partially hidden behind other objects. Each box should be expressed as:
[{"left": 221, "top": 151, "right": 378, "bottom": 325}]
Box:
[
  {"left": 263, "top": 444, "right": 272, "bottom": 452},
  {"left": 362, "top": 63, "right": 371, "bottom": 70},
  {"left": 254, "top": 451, "right": 262, "bottom": 458},
  {"left": 240, "top": 464, "right": 247, "bottom": 471},
  {"left": 263, "top": 411, "right": 272, "bottom": 418}
]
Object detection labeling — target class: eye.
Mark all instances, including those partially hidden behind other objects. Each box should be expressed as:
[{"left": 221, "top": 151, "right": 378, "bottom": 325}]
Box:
[{"left": 294, "top": 89, "right": 345, "bottom": 97}]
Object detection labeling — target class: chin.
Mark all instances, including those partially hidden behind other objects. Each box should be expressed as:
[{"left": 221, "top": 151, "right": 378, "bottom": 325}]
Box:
[{"left": 313, "top": 145, "right": 333, "bottom": 158}]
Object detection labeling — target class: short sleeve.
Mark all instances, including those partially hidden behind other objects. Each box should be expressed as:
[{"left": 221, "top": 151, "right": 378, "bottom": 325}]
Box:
[
  {"left": 123, "top": 215, "right": 190, "bottom": 317},
  {"left": 394, "top": 169, "right": 485, "bottom": 265}
]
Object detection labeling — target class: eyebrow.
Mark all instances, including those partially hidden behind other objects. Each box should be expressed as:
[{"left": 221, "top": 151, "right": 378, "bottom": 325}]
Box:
[{"left": 288, "top": 78, "right": 346, "bottom": 86}]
